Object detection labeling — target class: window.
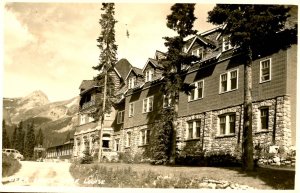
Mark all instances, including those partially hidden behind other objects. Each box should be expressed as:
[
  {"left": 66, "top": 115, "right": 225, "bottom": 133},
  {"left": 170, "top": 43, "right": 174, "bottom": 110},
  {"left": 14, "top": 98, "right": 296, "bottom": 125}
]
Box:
[
  {"left": 129, "top": 103, "right": 134, "bottom": 117},
  {"left": 126, "top": 132, "right": 131, "bottom": 147},
  {"left": 128, "top": 76, "right": 136, "bottom": 89},
  {"left": 220, "top": 69, "right": 238, "bottom": 93},
  {"left": 145, "top": 69, "right": 154, "bottom": 82},
  {"left": 222, "top": 37, "right": 232, "bottom": 52},
  {"left": 114, "top": 139, "right": 120, "bottom": 151},
  {"left": 143, "top": 96, "right": 154, "bottom": 113},
  {"left": 218, "top": 114, "right": 236, "bottom": 135},
  {"left": 187, "top": 120, "right": 201, "bottom": 139},
  {"left": 189, "top": 80, "right": 204, "bottom": 101},
  {"left": 191, "top": 48, "right": 203, "bottom": 59},
  {"left": 260, "top": 108, "right": 269, "bottom": 130},
  {"left": 140, "top": 129, "right": 150, "bottom": 146},
  {"left": 260, "top": 58, "right": 271, "bottom": 83},
  {"left": 117, "top": 111, "right": 124, "bottom": 124},
  {"left": 163, "top": 94, "right": 172, "bottom": 108}
]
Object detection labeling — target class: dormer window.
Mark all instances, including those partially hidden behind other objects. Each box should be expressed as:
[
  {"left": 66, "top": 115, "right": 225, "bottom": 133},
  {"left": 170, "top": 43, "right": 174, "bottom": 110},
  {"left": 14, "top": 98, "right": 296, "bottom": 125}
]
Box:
[
  {"left": 128, "top": 76, "right": 136, "bottom": 89},
  {"left": 145, "top": 69, "right": 153, "bottom": 82},
  {"left": 191, "top": 48, "right": 203, "bottom": 60},
  {"left": 222, "top": 37, "right": 232, "bottom": 52}
]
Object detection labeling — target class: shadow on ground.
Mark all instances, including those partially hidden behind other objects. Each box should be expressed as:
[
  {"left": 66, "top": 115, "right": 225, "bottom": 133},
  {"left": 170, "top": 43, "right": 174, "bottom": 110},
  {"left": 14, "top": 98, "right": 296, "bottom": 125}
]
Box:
[{"left": 221, "top": 166, "right": 295, "bottom": 189}]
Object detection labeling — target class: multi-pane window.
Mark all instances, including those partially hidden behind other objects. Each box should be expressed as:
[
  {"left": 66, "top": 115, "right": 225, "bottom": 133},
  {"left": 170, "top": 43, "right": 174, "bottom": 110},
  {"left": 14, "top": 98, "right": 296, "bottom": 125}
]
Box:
[
  {"left": 143, "top": 96, "right": 154, "bottom": 113},
  {"left": 145, "top": 69, "right": 154, "bottom": 82},
  {"left": 140, "top": 129, "right": 150, "bottom": 145},
  {"left": 222, "top": 37, "right": 232, "bottom": 52},
  {"left": 218, "top": 114, "right": 236, "bottom": 135},
  {"left": 189, "top": 80, "right": 204, "bottom": 101},
  {"left": 187, "top": 120, "right": 201, "bottom": 139},
  {"left": 260, "top": 58, "right": 271, "bottom": 82},
  {"left": 260, "top": 108, "right": 269, "bottom": 130},
  {"left": 163, "top": 94, "right": 172, "bottom": 108},
  {"left": 126, "top": 132, "right": 132, "bottom": 147},
  {"left": 128, "top": 76, "right": 136, "bottom": 89},
  {"left": 129, "top": 103, "right": 134, "bottom": 117},
  {"left": 191, "top": 48, "right": 203, "bottom": 60},
  {"left": 117, "top": 111, "right": 124, "bottom": 124},
  {"left": 220, "top": 69, "right": 238, "bottom": 93}
]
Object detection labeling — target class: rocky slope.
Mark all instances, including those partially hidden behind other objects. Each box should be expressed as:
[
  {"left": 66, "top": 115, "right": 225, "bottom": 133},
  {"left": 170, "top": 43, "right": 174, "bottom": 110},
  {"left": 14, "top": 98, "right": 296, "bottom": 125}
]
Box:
[{"left": 3, "top": 90, "right": 79, "bottom": 148}]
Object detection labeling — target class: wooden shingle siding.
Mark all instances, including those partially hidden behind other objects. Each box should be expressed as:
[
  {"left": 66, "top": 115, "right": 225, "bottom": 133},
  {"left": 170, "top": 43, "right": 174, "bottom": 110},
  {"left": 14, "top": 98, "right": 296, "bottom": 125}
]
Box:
[
  {"left": 124, "top": 84, "right": 163, "bottom": 128},
  {"left": 109, "top": 70, "right": 120, "bottom": 90}
]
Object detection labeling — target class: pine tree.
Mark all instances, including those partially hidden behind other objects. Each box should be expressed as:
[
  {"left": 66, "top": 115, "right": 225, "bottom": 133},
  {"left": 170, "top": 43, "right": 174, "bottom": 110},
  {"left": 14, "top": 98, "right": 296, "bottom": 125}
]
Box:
[
  {"left": 158, "top": 3, "right": 198, "bottom": 164},
  {"left": 2, "top": 120, "right": 10, "bottom": 148},
  {"left": 24, "top": 122, "right": 35, "bottom": 160},
  {"left": 16, "top": 121, "right": 25, "bottom": 154},
  {"left": 93, "top": 3, "right": 118, "bottom": 161},
  {"left": 208, "top": 4, "right": 297, "bottom": 171},
  {"left": 11, "top": 126, "right": 17, "bottom": 149},
  {"left": 35, "top": 128, "right": 44, "bottom": 147}
]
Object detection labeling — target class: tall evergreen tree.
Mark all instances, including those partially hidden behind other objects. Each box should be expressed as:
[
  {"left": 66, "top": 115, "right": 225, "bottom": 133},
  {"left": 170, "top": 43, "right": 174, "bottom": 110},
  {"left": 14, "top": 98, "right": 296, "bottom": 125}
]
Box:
[
  {"left": 159, "top": 3, "right": 198, "bottom": 164},
  {"left": 35, "top": 128, "right": 44, "bottom": 147},
  {"left": 93, "top": 3, "right": 118, "bottom": 161},
  {"left": 16, "top": 121, "right": 25, "bottom": 154},
  {"left": 11, "top": 126, "right": 17, "bottom": 149},
  {"left": 24, "top": 122, "right": 35, "bottom": 160},
  {"left": 2, "top": 120, "right": 10, "bottom": 148},
  {"left": 208, "top": 4, "right": 297, "bottom": 171}
]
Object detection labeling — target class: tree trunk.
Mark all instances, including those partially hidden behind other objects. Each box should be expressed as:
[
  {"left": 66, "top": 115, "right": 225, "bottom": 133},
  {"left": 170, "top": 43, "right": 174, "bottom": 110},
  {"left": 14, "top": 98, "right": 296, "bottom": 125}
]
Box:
[
  {"left": 242, "top": 48, "right": 254, "bottom": 171},
  {"left": 98, "top": 72, "right": 107, "bottom": 162},
  {"left": 169, "top": 93, "right": 179, "bottom": 165}
]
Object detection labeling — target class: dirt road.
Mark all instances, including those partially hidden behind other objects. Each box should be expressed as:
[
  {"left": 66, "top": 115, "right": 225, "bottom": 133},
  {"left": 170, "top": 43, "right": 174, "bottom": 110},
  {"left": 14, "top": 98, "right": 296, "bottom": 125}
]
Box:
[{"left": 2, "top": 161, "right": 78, "bottom": 186}]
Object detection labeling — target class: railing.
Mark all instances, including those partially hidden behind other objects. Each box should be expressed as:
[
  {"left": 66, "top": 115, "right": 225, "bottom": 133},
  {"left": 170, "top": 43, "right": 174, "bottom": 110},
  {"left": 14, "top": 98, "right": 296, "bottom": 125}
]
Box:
[{"left": 81, "top": 100, "right": 96, "bottom": 110}]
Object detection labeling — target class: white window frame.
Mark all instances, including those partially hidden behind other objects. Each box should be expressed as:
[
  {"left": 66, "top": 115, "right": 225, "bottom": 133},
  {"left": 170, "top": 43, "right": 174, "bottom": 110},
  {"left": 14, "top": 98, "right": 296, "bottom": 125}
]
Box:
[
  {"left": 217, "top": 114, "right": 236, "bottom": 136},
  {"left": 163, "top": 94, "right": 172, "bottom": 108},
  {"left": 219, "top": 69, "right": 238, "bottom": 93},
  {"left": 139, "top": 129, "right": 150, "bottom": 146},
  {"left": 186, "top": 120, "right": 202, "bottom": 140},
  {"left": 128, "top": 76, "right": 136, "bottom": 89},
  {"left": 117, "top": 111, "right": 124, "bottom": 124},
  {"left": 142, "top": 96, "right": 154, "bottom": 113},
  {"left": 191, "top": 48, "right": 203, "bottom": 59},
  {"left": 145, "top": 69, "right": 153, "bottom": 82},
  {"left": 222, "top": 37, "right": 233, "bottom": 52},
  {"left": 129, "top": 102, "right": 134, "bottom": 117},
  {"left": 260, "top": 58, "right": 272, "bottom": 83},
  {"left": 126, "top": 131, "right": 132, "bottom": 147},
  {"left": 189, "top": 80, "right": 204, "bottom": 101},
  {"left": 114, "top": 138, "right": 120, "bottom": 152}
]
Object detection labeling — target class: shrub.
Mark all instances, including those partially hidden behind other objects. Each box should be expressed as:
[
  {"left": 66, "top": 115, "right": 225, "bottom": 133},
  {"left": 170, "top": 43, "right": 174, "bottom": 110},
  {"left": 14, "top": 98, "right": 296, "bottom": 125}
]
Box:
[
  {"left": 80, "top": 149, "right": 93, "bottom": 164},
  {"left": 2, "top": 153, "right": 21, "bottom": 177}
]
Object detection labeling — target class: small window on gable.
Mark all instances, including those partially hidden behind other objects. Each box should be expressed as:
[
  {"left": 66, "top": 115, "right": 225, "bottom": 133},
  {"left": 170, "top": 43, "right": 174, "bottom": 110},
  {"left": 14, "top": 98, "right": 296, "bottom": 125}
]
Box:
[
  {"left": 222, "top": 37, "right": 232, "bottom": 52},
  {"left": 191, "top": 48, "right": 203, "bottom": 60},
  {"left": 128, "top": 76, "right": 136, "bottom": 89},
  {"left": 260, "top": 58, "right": 271, "bottom": 83},
  {"left": 145, "top": 69, "right": 154, "bottom": 82}
]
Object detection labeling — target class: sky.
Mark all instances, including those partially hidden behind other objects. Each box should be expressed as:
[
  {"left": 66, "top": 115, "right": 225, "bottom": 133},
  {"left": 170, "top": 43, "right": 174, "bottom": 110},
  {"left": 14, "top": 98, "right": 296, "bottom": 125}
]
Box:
[{"left": 3, "top": 2, "right": 216, "bottom": 102}]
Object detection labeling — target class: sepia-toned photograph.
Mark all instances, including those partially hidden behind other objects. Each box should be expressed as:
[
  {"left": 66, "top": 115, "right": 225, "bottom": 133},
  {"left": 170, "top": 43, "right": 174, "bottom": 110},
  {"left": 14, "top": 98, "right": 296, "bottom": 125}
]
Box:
[{"left": 1, "top": 1, "right": 298, "bottom": 192}]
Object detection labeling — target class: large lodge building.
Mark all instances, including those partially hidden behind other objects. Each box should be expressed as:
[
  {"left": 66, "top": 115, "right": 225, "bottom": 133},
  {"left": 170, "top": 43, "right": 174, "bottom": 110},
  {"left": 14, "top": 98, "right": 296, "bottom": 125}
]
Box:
[{"left": 73, "top": 25, "right": 297, "bottom": 160}]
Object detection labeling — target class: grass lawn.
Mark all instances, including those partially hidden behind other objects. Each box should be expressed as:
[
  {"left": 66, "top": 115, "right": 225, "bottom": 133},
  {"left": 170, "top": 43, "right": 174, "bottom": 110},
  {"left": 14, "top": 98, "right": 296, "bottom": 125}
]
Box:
[{"left": 70, "top": 163, "right": 295, "bottom": 189}]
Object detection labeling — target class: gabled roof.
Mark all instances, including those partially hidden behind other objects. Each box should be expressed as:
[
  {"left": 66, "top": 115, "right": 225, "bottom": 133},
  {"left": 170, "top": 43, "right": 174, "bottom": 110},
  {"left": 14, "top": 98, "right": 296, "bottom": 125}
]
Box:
[
  {"left": 154, "top": 50, "right": 166, "bottom": 60},
  {"left": 186, "top": 35, "right": 216, "bottom": 53},
  {"left": 79, "top": 80, "right": 96, "bottom": 90},
  {"left": 114, "top": 58, "right": 132, "bottom": 79},
  {"left": 142, "top": 58, "right": 163, "bottom": 72},
  {"left": 125, "top": 67, "right": 143, "bottom": 80}
]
